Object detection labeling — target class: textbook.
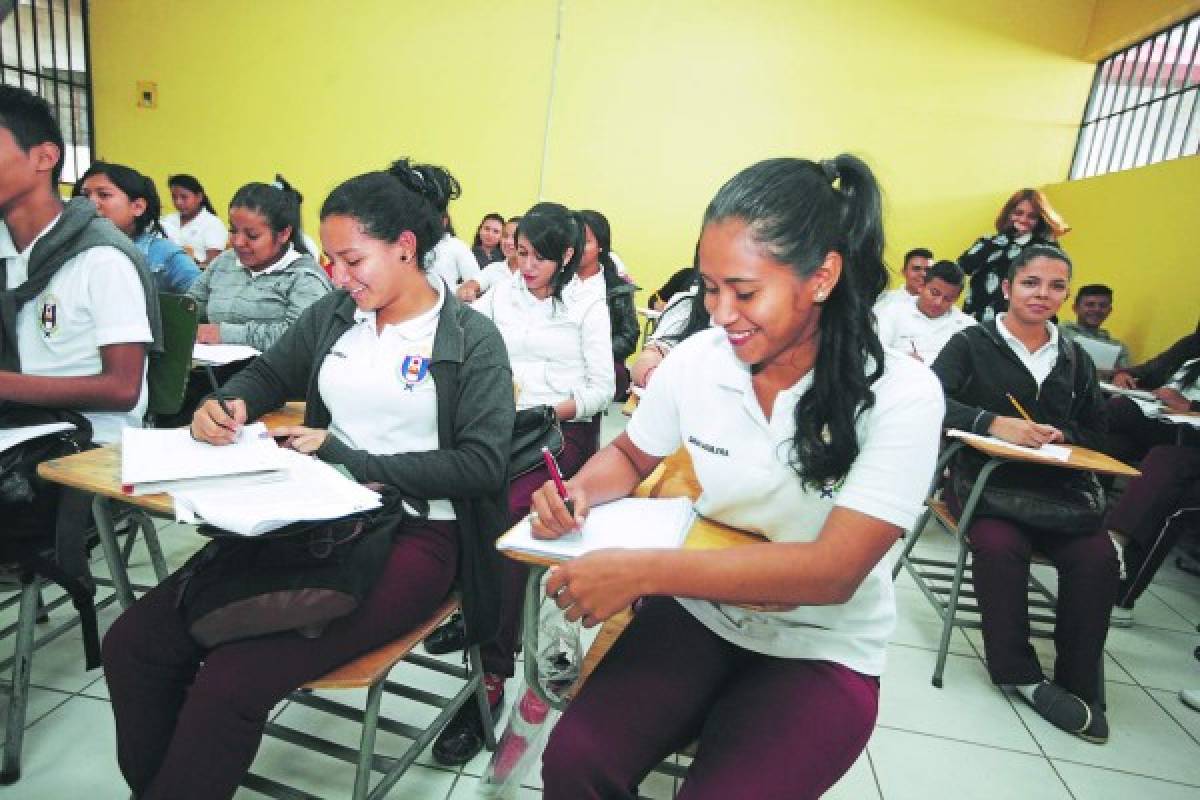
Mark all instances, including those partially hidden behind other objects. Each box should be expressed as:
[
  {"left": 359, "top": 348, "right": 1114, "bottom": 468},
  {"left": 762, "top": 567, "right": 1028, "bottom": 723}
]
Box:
[
  {"left": 498, "top": 496, "right": 696, "bottom": 561},
  {"left": 172, "top": 449, "right": 382, "bottom": 536},
  {"left": 0, "top": 422, "right": 74, "bottom": 455},
  {"left": 193, "top": 343, "right": 262, "bottom": 365},
  {"left": 121, "top": 423, "right": 288, "bottom": 495},
  {"left": 946, "top": 429, "right": 1071, "bottom": 462}
]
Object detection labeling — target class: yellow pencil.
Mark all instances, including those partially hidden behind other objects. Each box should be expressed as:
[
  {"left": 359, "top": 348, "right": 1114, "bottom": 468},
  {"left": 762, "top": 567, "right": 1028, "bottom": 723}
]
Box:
[{"left": 1006, "top": 393, "right": 1034, "bottom": 423}]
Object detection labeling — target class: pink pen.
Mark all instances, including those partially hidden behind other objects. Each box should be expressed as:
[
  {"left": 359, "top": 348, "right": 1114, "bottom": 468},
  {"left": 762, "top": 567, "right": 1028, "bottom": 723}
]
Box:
[{"left": 541, "top": 446, "right": 575, "bottom": 515}]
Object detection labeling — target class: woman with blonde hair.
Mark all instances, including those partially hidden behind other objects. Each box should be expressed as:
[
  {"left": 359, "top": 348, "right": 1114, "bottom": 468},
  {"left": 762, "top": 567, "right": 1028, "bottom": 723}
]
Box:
[{"left": 958, "top": 188, "right": 1069, "bottom": 323}]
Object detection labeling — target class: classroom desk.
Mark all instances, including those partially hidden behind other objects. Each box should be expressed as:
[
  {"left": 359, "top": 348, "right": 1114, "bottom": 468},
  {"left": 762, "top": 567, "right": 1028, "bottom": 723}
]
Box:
[
  {"left": 499, "top": 448, "right": 765, "bottom": 708},
  {"left": 35, "top": 402, "right": 306, "bottom": 608}
]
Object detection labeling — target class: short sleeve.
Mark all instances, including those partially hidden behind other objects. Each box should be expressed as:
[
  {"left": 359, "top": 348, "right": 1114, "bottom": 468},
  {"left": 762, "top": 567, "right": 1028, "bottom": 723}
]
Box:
[
  {"left": 82, "top": 247, "right": 153, "bottom": 347},
  {"left": 624, "top": 339, "right": 687, "bottom": 458},
  {"left": 202, "top": 213, "right": 229, "bottom": 251},
  {"left": 834, "top": 359, "right": 944, "bottom": 531}
]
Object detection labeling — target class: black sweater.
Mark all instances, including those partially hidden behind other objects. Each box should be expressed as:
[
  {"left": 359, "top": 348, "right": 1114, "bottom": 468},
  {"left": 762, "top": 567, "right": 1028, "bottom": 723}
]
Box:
[{"left": 931, "top": 320, "right": 1107, "bottom": 452}]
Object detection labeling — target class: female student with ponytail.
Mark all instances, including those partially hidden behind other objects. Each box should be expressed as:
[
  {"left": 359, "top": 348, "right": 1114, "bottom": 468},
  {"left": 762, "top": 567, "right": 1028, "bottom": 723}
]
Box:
[
  {"left": 573, "top": 209, "right": 640, "bottom": 398},
  {"left": 429, "top": 201, "right": 615, "bottom": 766},
  {"left": 102, "top": 158, "right": 515, "bottom": 800},
  {"left": 530, "top": 156, "right": 943, "bottom": 799},
  {"left": 75, "top": 162, "right": 200, "bottom": 292},
  {"left": 185, "top": 176, "right": 331, "bottom": 351},
  {"left": 161, "top": 173, "right": 227, "bottom": 266}
]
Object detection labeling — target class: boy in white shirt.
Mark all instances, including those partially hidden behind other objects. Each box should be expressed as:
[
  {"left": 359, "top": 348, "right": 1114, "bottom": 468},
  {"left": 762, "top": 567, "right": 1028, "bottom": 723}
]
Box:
[
  {"left": 874, "top": 246, "right": 931, "bottom": 309},
  {"left": 876, "top": 259, "right": 975, "bottom": 363}
]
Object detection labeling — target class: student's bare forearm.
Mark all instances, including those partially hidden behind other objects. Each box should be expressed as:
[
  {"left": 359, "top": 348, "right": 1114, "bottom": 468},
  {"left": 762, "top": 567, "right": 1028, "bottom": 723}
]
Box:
[
  {"left": 0, "top": 371, "right": 140, "bottom": 410},
  {"left": 571, "top": 435, "right": 658, "bottom": 507}
]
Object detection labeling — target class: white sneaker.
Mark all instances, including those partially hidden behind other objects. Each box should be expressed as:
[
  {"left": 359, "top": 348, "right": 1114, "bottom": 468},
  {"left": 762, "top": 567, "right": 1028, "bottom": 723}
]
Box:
[
  {"left": 1181, "top": 689, "right": 1200, "bottom": 712},
  {"left": 1110, "top": 606, "right": 1134, "bottom": 628}
]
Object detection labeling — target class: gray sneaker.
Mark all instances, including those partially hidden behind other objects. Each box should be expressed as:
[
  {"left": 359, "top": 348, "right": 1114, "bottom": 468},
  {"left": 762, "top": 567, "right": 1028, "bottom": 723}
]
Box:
[{"left": 1025, "top": 682, "right": 1091, "bottom": 735}]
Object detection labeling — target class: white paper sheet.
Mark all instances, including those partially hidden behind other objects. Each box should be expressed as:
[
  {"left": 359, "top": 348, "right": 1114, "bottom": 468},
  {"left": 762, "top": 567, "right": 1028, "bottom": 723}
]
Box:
[
  {"left": 498, "top": 496, "right": 696, "bottom": 561},
  {"left": 0, "top": 422, "right": 74, "bottom": 454},
  {"left": 192, "top": 343, "right": 262, "bottom": 365},
  {"left": 1098, "top": 381, "right": 1158, "bottom": 402},
  {"left": 121, "top": 423, "right": 287, "bottom": 490},
  {"left": 1072, "top": 337, "right": 1121, "bottom": 370},
  {"left": 946, "top": 429, "right": 1071, "bottom": 462}
]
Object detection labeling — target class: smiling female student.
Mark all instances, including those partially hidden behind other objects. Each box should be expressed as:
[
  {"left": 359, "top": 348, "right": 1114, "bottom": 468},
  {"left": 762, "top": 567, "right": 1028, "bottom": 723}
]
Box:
[
  {"left": 160, "top": 174, "right": 227, "bottom": 267},
  {"left": 428, "top": 201, "right": 615, "bottom": 766},
  {"left": 75, "top": 161, "right": 200, "bottom": 292},
  {"left": 931, "top": 244, "right": 1116, "bottom": 743},
  {"left": 101, "top": 159, "right": 515, "bottom": 800},
  {"left": 186, "top": 177, "right": 331, "bottom": 351},
  {"left": 472, "top": 211, "right": 505, "bottom": 267},
  {"left": 530, "top": 156, "right": 943, "bottom": 799}
]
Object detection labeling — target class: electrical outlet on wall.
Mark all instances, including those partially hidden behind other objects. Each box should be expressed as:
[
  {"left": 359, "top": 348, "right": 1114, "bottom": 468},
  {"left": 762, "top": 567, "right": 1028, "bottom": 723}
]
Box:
[{"left": 137, "top": 81, "right": 157, "bottom": 109}]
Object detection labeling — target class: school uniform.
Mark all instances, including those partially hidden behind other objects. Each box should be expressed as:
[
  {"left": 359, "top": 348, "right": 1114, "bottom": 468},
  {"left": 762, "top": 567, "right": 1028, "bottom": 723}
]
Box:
[
  {"left": 471, "top": 270, "right": 614, "bottom": 678},
  {"left": 566, "top": 268, "right": 639, "bottom": 399},
  {"left": 1105, "top": 357, "right": 1200, "bottom": 463},
  {"left": 426, "top": 233, "right": 480, "bottom": 287},
  {"left": 474, "top": 259, "right": 514, "bottom": 295},
  {"left": 931, "top": 317, "right": 1117, "bottom": 705},
  {"left": 0, "top": 218, "right": 152, "bottom": 444},
  {"left": 472, "top": 244, "right": 502, "bottom": 268},
  {"left": 543, "top": 327, "right": 944, "bottom": 799},
  {"left": 872, "top": 285, "right": 917, "bottom": 311},
  {"left": 103, "top": 281, "right": 514, "bottom": 800},
  {"left": 1059, "top": 321, "right": 1132, "bottom": 371},
  {"left": 875, "top": 297, "right": 976, "bottom": 364},
  {"left": 160, "top": 209, "right": 227, "bottom": 260},
  {"left": 134, "top": 231, "right": 200, "bottom": 294},
  {"left": 646, "top": 285, "right": 698, "bottom": 345}
]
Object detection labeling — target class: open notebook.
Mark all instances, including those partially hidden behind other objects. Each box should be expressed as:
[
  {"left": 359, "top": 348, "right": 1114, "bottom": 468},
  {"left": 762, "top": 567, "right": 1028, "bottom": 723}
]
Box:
[
  {"left": 498, "top": 496, "right": 696, "bottom": 561},
  {"left": 946, "top": 429, "right": 1070, "bottom": 462},
  {"left": 121, "top": 423, "right": 289, "bottom": 495}
]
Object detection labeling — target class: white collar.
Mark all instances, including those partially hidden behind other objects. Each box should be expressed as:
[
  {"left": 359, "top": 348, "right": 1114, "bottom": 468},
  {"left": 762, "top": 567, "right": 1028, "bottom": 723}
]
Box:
[
  {"left": 0, "top": 213, "right": 63, "bottom": 260},
  {"left": 353, "top": 272, "right": 445, "bottom": 335},
  {"left": 239, "top": 244, "right": 302, "bottom": 276},
  {"left": 997, "top": 312, "right": 1058, "bottom": 352}
]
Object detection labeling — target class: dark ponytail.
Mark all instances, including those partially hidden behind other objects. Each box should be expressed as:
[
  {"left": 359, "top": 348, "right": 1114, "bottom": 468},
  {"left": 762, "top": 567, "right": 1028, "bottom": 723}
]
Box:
[
  {"left": 319, "top": 157, "right": 446, "bottom": 267},
  {"left": 703, "top": 154, "right": 888, "bottom": 489},
  {"left": 168, "top": 173, "right": 217, "bottom": 215},
  {"left": 229, "top": 174, "right": 307, "bottom": 255},
  {"left": 516, "top": 202, "right": 585, "bottom": 302},
  {"left": 73, "top": 160, "right": 166, "bottom": 238},
  {"left": 579, "top": 209, "right": 622, "bottom": 288}
]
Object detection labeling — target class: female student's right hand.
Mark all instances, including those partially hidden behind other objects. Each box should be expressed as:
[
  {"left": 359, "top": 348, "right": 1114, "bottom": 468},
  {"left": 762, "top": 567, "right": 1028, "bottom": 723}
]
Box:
[
  {"left": 988, "top": 416, "right": 1063, "bottom": 447},
  {"left": 528, "top": 479, "right": 590, "bottom": 540},
  {"left": 191, "top": 397, "right": 248, "bottom": 445},
  {"left": 1111, "top": 371, "right": 1138, "bottom": 389}
]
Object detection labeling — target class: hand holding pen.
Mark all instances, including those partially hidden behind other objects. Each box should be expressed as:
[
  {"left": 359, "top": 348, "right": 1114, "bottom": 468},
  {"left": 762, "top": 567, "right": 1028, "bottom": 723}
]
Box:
[
  {"left": 189, "top": 366, "right": 247, "bottom": 445},
  {"left": 529, "top": 446, "right": 589, "bottom": 540},
  {"left": 989, "top": 393, "right": 1063, "bottom": 447}
]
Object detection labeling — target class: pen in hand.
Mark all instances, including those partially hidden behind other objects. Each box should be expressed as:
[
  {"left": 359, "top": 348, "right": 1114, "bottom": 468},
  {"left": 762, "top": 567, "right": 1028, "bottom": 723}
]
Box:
[
  {"left": 541, "top": 446, "right": 575, "bottom": 517},
  {"left": 1006, "top": 392, "right": 1034, "bottom": 424},
  {"left": 204, "top": 365, "right": 240, "bottom": 439}
]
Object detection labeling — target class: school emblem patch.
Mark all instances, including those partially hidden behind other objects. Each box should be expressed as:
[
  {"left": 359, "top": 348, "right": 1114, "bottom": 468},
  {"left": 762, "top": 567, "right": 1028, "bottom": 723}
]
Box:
[
  {"left": 398, "top": 355, "right": 431, "bottom": 391},
  {"left": 39, "top": 293, "right": 59, "bottom": 337}
]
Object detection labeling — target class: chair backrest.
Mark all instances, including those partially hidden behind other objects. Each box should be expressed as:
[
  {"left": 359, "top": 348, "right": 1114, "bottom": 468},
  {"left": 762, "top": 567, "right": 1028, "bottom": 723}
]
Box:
[{"left": 147, "top": 293, "right": 198, "bottom": 419}]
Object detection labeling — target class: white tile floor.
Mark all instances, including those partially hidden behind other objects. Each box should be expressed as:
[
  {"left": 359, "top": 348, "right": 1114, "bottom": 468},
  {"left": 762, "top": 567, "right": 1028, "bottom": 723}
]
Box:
[{"left": 2, "top": 407, "right": 1198, "bottom": 799}]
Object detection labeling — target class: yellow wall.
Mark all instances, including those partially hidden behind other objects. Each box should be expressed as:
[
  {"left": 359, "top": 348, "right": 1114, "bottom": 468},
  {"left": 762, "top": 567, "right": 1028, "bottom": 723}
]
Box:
[
  {"left": 1082, "top": 0, "right": 1200, "bottom": 61},
  {"left": 90, "top": 0, "right": 1100, "bottom": 302},
  {"left": 1041, "top": 155, "right": 1200, "bottom": 360}
]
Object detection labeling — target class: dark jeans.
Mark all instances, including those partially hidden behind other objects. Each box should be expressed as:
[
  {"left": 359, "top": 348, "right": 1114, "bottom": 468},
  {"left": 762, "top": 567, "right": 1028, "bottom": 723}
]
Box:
[
  {"left": 482, "top": 417, "right": 600, "bottom": 677},
  {"left": 541, "top": 597, "right": 878, "bottom": 800},
  {"left": 948, "top": 488, "right": 1117, "bottom": 703},
  {"left": 103, "top": 519, "right": 459, "bottom": 800},
  {"left": 1110, "top": 444, "right": 1200, "bottom": 608}
]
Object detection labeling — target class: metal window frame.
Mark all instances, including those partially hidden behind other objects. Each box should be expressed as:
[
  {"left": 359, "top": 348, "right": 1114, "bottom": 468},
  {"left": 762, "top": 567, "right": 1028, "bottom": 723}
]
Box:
[
  {"left": 1069, "top": 12, "right": 1200, "bottom": 180},
  {"left": 0, "top": 0, "right": 93, "bottom": 183}
]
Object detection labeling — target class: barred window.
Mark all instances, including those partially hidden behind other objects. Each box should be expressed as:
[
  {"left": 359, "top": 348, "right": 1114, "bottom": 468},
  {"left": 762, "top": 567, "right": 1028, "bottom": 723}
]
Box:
[
  {"left": 1070, "top": 13, "right": 1199, "bottom": 180},
  {"left": 0, "top": 0, "right": 93, "bottom": 184}
]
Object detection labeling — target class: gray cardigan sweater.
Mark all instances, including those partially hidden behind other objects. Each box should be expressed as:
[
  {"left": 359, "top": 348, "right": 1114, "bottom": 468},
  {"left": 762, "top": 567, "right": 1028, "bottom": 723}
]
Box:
[{"left": 221, "top": 287, "right": 515, "bottom": 646}]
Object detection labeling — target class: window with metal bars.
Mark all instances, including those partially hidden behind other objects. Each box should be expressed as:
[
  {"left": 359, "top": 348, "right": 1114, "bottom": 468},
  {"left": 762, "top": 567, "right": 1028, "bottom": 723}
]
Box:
[
  {"left": 0, "top": 0, "right": 92, "bottom": 185},
  {"left": 1070, "top": 14, "right": 1200, "bottom": 180}
]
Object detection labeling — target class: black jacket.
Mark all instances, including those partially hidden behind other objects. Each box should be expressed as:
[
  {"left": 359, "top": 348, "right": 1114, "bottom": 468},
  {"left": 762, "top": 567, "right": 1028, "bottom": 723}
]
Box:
[
  {"left": 604, "top": 275, "right": 641, "bottom": 361},
  {"left": 931, "top": 320, "right": 1107, "bottom": 452},
  {"left": 222, "top": 287, "right": 515, "bottom": 646},
  {"left": 1122, "top": 332, "right": 1200, "bottom": 396}
]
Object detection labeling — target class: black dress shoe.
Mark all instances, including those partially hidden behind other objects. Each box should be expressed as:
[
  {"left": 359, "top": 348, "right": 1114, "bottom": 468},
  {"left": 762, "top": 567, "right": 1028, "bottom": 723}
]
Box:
[
  {"left": 424, "top": 612, "right": 466, "bottom": 655},
  {"left": 432, "top": 691, "right": 502, "bottom": 766}
]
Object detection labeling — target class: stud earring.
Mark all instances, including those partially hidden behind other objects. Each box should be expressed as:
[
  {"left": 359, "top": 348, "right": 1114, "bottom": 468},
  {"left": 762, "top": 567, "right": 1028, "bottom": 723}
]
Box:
[{"left": 814, "top": 290, "right": 827, "bottom": 303}]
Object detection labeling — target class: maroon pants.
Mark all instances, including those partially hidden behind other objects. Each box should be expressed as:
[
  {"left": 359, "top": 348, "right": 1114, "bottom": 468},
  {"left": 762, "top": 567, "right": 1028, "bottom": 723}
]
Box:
[
  {"left": 482, "top": 417, "right": 600, "bottom": 677},
  {"left": 542, "top": 597, "right": 879, "bottom": 800},
  {"left": 1110, "top": 444, "right": 1200, "bottom": 608},
  {"left": 103, "top": 520, "right": 459, "bottom": 800},
  {"left": 948, "top": 489, "right": 1117, "bottom": 703}
]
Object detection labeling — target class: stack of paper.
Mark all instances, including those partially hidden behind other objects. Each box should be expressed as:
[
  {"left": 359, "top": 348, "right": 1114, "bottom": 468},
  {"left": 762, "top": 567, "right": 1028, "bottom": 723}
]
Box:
[
  {"left": 499, "top": 496, "right": 696, "bottom": 561},
  {"left": 946, "top": 429, "right": 1071, "bottom": 462},
  {"left": 121, "top": 423, "right": 289, "bottom": 495},
  {"left": 173, "top": 449, "right": 382, "bottom": 536},
  {"left": 193, "top": 343, "right": 261, "bottom": 365},
  {"left": 0, "top": 422, "right": 75, "bottom": 454},
  {"left": 1098, "top": 381, "right": 1158, "bottom": 402}
]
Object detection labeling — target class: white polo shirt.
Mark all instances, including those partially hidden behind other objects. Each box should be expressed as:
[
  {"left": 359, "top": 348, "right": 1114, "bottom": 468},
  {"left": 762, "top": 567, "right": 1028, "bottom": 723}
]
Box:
[
  {"left": 472, "top": 270, "right": 614, "bottom": 420},
  {"left": 1167, "top": 357, "right": 1200, "bottom": 403},
  {"left": 625, "top": 328, "right": 944, "bottom": 674},
  {"left": 475, "top": 260, "right": 515, "bottom": 295},
  {"left": 876, "top": 300, "right": 976, "bottom": 364},
  {"left": 317, "top": 275, "right": 453, "bottom": 519},
  {"left": 0, "top": 218, "right": 151, "bottom": 444},
  {"left": 426, "top": 234, "right": 480, "bottom": 287},
  {"left": 872, "top": 286, "right": 917, "bottom": 312},
  {"left": 648, "top": 286, "right": 701, "bottom": 344},
  {"left": 160, "top": 209, "right": 227, "bottom": 258},
  {"left": 996, "top": 313, "right": 1059, "bottom": 387}
]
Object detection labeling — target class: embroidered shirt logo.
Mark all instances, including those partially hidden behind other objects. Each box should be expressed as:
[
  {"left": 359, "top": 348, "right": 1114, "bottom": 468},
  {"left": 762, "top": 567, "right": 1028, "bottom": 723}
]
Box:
[
  {"left": 39, "top": 293, "right": 59, "bottom": 337},
  {"left": 819, "top": 476, "right": 847, "bottom": 499},
  {"left": 398, "top": 355, "right": 431, "bottom": 391},
  {"left": 687, "top": 435, "right": 729, "bottom": 457}
]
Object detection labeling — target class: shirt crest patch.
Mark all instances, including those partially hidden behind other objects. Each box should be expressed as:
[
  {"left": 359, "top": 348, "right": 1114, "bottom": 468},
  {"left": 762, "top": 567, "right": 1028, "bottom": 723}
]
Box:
[
  {"left": 398, "top": 355, "right": 431, "bottom": 390},
  {"left": 39, "top": 293, "right": 60, "bottom": 337}
]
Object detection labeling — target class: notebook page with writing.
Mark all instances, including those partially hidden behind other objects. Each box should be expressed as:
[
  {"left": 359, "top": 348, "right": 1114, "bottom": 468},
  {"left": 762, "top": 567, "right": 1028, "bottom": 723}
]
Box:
[
  {"left": 946, "top": 429, "right": 1070, "bottom": 462},
  {"left": 121, "top": 423, "right": 287, "bottom": 487},
  {"left": 499, "top": 496, "right": 696, "bottom": 561}
]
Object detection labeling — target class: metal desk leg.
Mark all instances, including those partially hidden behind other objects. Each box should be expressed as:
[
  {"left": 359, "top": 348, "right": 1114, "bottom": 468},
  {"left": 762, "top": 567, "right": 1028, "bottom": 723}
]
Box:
[
  {"left": 520, "top": 565, "right": 571, "bottom": 711},
  {"left": 93, "top": 496, "right": 136, "bottom": 609}
]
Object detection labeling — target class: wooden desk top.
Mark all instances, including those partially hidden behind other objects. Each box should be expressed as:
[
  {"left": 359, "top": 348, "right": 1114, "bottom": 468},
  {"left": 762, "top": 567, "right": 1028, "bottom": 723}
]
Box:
[
  {"left": 957, "top": 435, "right": 1140, "bottom": 478},
  {"left": 36, "top": 402, "right": 307, "bottom": 515}
]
